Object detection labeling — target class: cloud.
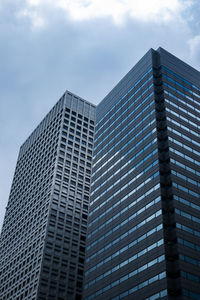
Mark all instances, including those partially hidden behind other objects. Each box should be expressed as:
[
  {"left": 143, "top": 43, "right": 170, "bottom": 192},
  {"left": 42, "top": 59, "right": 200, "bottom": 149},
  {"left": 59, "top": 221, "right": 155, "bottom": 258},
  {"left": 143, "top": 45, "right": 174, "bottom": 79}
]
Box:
[
  {"left": 188, "top": 34, "right": 200, "bottom": 56},
  {"left": 188, "top": 34, "right": 200, "bottom": 69},
  {"left": 17, "top": 8, "right": 46, "bottom": 28},
  {"left": 16, "top": 0, "right": 192, "bottom": 28}
]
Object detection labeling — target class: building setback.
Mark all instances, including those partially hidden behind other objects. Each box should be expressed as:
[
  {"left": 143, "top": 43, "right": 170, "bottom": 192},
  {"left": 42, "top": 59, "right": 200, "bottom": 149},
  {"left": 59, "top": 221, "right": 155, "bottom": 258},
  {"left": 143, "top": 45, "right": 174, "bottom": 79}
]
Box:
[
  {"left": 0, "top": 92, "right": 95, "bottom": 300},
  {"left": 84, "top": 48, "right": 200, "bottom": 300}
]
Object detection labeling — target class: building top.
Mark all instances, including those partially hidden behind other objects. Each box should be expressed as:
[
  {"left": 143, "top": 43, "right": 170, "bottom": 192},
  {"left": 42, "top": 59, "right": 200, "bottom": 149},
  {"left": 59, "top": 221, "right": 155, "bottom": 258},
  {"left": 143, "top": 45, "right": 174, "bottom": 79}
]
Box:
[
  {"left": 97, "top": 48, "right": 154, "bottom": 122},
  {"left": 157, "top": 47, "right": 200, "bottom": 87},
  {"left": 97, "top": 47, "right": 200, "bottom": 122},
  {"left": 19, "top": 90, "right": 96, "bottom": 160}
]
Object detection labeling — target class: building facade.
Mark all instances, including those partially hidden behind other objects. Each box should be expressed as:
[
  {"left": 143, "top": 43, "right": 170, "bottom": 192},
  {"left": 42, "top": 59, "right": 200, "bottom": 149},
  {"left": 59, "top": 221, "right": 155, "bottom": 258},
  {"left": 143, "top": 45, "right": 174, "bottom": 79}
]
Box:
[
  {"left": 0, "top": 91, "right": 95, "bottom": 300},
  {"left": 84, "top": 48, "right": 200, "bottom": 300}
]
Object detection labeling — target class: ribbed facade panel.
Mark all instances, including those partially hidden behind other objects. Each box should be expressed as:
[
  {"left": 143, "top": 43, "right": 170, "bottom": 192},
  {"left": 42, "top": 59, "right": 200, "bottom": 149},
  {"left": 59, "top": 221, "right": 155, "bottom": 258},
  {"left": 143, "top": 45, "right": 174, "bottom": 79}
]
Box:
[{"left": 84, "top": 51, "right": 167, "bottom": 300}]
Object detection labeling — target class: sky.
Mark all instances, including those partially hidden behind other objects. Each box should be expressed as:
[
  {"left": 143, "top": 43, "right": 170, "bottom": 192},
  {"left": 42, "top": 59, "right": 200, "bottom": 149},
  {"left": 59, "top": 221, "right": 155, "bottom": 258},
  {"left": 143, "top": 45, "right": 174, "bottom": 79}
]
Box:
[{"left": 0, "top": 0, "right": 200, "bottom": 230}]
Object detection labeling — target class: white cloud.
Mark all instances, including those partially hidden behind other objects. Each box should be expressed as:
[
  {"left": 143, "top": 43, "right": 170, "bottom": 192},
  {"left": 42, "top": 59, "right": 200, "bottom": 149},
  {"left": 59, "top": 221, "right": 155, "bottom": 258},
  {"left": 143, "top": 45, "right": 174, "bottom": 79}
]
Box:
[
  {"left": 17, "top": 8, "right": 46, "bottom": 28},
  {"left": 19, "top": 0, "right": 192, "bottom": 27},
  {"left": 187, "top": 34, "right": 200, "bottom": 69},
  {"left": 188, "top": 34, "right": 200, "bottom": 57}
]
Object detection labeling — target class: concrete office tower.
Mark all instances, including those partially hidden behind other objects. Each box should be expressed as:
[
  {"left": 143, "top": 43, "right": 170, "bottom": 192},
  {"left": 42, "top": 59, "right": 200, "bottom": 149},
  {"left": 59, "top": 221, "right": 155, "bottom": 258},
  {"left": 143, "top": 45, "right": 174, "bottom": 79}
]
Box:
[
  {"left": 0, "top": 91, "right": 95, "bottom": 300},
  {"left": 84, "top": 48, "right": 200, "bottom": 300}
]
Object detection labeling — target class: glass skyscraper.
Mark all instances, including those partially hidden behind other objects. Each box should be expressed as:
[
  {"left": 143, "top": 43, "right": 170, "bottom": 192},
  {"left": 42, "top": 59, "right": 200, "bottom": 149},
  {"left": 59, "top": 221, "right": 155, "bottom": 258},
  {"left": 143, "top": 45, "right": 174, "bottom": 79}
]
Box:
[
  {"left": 0, "top": 91, "right": 95, "bottom": 300},
  {"left": 84, "top": 48, "right": 200, "bottom": 300}
]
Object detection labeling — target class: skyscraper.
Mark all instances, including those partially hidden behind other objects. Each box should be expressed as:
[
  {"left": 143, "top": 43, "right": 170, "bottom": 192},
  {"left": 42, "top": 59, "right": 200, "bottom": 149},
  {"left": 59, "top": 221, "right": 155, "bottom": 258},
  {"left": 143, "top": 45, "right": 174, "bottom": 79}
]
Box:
[
  {"left": 84, "top": 48, "right": 200, "bottom": 300},
  {"left": 0, "top": 91, "right": 95, "bottom": 300}
]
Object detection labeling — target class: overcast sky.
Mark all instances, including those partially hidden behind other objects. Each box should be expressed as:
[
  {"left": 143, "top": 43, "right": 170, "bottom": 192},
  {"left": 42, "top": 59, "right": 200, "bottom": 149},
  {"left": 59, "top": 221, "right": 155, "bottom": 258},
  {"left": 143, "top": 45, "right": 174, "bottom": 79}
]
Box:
[{"left": 1, "top": 0, "right": 200, "bottom": 230}]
